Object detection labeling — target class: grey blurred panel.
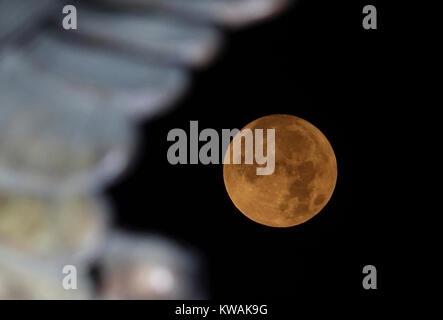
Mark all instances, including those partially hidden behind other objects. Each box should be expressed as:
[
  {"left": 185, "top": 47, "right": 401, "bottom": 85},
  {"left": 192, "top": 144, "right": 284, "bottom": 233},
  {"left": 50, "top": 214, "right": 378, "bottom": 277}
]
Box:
[
  {"left": 0, "top": 0, "right": 58, "bottom": 44},
  {"left": 97, "top": 0, "right": 291, "bottom": 27},
  {"left": 27, "top": 33, "right": 190, "bottom": 119},
  {"left": 0, "top": 259, "right": 93, "bottom": 299},
  {"left": 77, "top": 7, "right": 222, "bottom": 67},
  {"left": 0, "top": 53, "right": 134, "bottom": 197},
  {"left": 97, "top": 232, "right": 204, "bottom": 300},
  {"left": 0, "top": 192, "right": 110, "bottom": 267}
]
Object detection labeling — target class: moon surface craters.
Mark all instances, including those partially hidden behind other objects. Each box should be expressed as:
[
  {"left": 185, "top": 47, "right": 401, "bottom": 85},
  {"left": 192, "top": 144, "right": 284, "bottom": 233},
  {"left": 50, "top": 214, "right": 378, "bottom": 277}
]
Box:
[{"left": 223, "top": 114, "right": 337, "bottom": 228}]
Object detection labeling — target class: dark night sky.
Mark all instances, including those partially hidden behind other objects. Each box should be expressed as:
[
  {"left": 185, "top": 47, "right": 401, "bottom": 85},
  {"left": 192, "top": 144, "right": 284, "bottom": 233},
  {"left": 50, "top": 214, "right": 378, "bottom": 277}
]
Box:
[{"left": 104, "top": 0, "right": 397, "bottom": 302}]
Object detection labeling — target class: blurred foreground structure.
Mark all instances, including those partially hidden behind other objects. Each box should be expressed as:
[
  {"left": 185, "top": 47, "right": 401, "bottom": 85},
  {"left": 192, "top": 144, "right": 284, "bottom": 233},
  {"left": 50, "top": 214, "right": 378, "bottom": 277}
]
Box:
[{"left": 0, "top": 0, "right": 292, "bottom": 299}]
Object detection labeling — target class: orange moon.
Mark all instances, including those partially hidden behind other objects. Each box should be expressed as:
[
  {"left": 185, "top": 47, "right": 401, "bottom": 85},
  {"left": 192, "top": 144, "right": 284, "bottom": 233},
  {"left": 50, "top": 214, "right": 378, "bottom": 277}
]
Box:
[{"left": 223, "top": 114, "right": 337, "bottom": 227}]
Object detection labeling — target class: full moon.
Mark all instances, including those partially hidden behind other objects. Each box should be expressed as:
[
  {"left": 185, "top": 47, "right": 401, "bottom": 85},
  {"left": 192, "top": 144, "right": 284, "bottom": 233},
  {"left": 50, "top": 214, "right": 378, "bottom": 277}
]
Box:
[{"left": 223, "top": 114, "right": 337, "bottom": 227}]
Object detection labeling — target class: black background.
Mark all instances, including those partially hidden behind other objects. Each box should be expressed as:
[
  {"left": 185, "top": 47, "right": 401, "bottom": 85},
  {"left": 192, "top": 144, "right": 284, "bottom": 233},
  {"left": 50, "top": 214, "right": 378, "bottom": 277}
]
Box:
[{"left": 104, "top": 0, "right": 395, "bottom": 303}]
